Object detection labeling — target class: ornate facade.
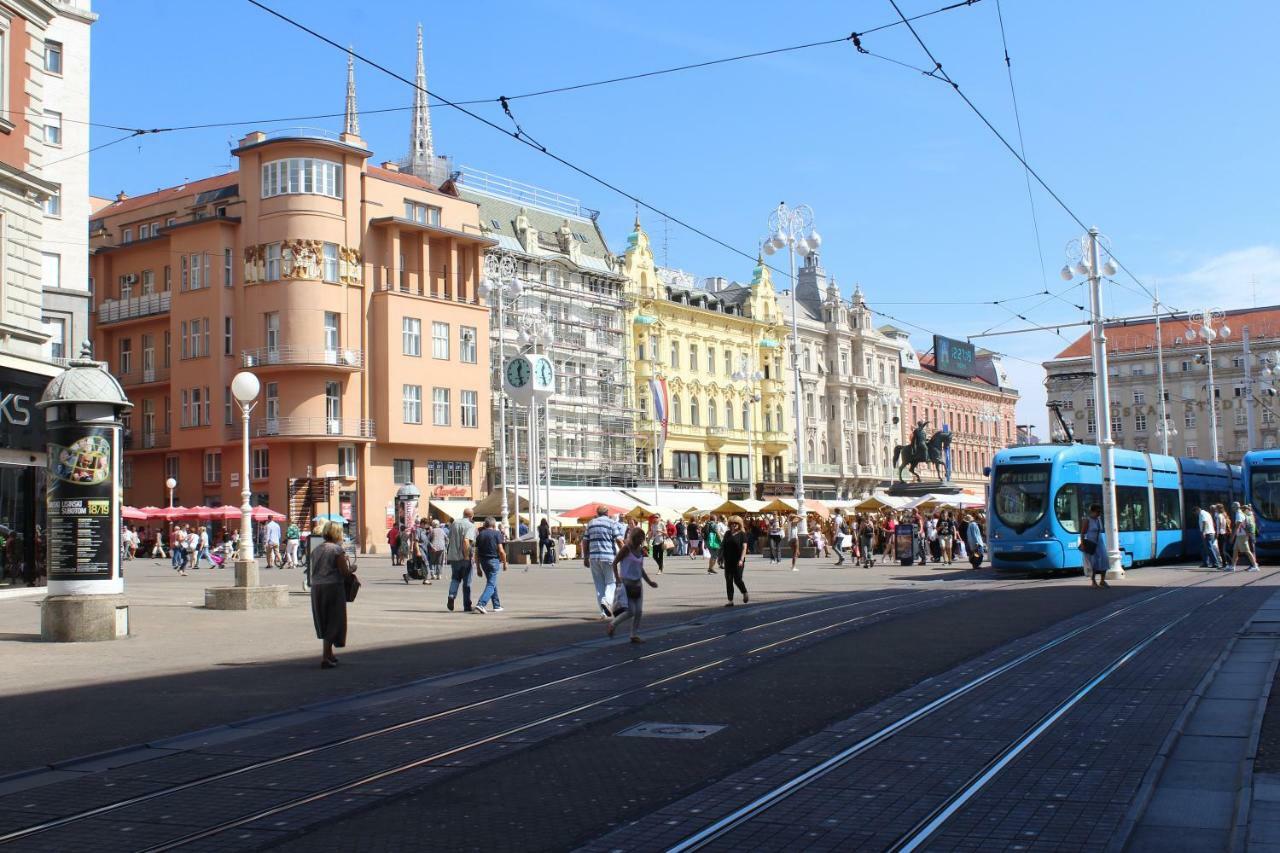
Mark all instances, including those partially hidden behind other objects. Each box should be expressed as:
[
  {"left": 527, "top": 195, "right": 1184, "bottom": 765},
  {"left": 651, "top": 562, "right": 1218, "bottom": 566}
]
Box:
[{"left": 621, "top": 221, "right": 790, "bottom": 499}]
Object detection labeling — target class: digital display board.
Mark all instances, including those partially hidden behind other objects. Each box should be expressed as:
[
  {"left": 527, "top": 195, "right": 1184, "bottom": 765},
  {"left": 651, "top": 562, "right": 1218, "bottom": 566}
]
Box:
[{"left": 933, "top": 335, "right": 976, "bottom": 378}]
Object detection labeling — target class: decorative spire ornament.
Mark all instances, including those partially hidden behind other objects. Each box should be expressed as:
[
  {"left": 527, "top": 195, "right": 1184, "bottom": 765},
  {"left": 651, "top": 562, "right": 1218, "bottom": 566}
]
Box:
[
  {"left": 408, "top": 23, "right": 435, "bottom": 178},
  {"left": 343, "top": 47, "right": 360, "bottom": 136}
]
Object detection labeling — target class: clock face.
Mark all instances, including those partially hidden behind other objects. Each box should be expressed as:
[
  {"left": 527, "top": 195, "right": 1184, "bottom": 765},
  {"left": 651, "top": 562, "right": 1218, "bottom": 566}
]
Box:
[
  {"left": 505, "top": 358, "right": 530, "bottom": 387},
  {"left": 536, "top": 359, "right": 553, "bottom": 386}
]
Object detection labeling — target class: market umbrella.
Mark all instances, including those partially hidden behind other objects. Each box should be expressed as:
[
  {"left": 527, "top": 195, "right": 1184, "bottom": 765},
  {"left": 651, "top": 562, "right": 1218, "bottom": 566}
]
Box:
[
  {"left": 121, "top": 506, "right": 147, "bottom": 521},
  {"left": 562, "top": 501, "right": 628, "bottom": 520},
  {"left": 151, "top": 506, "right": 190, "bottom": 521},
  {"left": 249, "top": 505, "right": 286, "bottom": 522}
]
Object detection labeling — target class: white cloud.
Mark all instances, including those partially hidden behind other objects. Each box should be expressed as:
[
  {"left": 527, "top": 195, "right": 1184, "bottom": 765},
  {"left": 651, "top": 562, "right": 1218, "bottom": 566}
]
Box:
[{"left": 1162, "top": 246, "right": 1280, "bottom": 307}]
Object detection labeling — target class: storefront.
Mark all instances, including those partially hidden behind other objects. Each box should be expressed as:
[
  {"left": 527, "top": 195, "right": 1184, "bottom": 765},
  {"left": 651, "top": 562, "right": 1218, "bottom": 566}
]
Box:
[{"left": 0, "top": 364, "right": 55, "bottom": 589}]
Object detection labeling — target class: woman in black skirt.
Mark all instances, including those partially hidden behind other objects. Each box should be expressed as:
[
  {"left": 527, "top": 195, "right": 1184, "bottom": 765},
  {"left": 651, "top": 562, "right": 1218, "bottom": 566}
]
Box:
[
  {"left": 310, "top": 522, "right": 354, "bottom": 669},
  {"left": 721, "top": 515, "right": 749, "bottom": 606}
]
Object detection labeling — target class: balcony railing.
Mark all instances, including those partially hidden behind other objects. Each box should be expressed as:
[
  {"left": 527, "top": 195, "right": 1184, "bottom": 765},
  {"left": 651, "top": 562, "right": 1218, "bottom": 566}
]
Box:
[
  {"left": 806, "top": 463, "right": 843, "bottom": 476},
  {"left": 241, "top": 346, "right": 364, "bottom": 369},
  {"left": 123, "top": 431, "right": 171, "bottom": 450},
  {"left": 371, "top": 267, "right": 480, "bottom": 304},
  {"left": 119, "top": 365, "right": 171, "bottom": 387},
  {"left": 228, "top": 417, "right": 376, "bottom": 440},
  {"left": 98, "top": 292, "right": 170, "bottom": 324}
]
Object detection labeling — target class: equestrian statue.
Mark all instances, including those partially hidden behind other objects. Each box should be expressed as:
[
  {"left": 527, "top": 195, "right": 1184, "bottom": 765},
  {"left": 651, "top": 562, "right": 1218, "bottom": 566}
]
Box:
[{"left": 892, "top": 420, "right": 952, "bottom": 483}]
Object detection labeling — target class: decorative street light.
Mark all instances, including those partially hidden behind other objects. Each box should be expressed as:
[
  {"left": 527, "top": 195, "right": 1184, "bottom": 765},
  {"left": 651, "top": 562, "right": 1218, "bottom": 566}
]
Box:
[
  {"left": 732, "top": 355, "right": 764, "bottom": 498},
  {"left": 165, "top": 476, "right": 177, "bottom": 558},
  {"left": 1184, "top": 308, "right": 1232, "bottom": 462},
  {"left": 762, "top": 202, "right": 820, "bottom": 531},
  {"left": 1059, "top": 228, "right": 1123, "bottom": 579},
  {"left": 231, "top": 371, "right": 261, "bottom": 563},
  {"left": 480, "top": 252, "right": 521, "bottom": 537}
]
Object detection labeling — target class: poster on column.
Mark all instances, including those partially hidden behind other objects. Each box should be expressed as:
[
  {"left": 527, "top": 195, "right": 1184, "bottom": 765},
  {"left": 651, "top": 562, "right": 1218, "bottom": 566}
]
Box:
[{"left": 46, "top": 424, "right": 118, "bottom": 582}]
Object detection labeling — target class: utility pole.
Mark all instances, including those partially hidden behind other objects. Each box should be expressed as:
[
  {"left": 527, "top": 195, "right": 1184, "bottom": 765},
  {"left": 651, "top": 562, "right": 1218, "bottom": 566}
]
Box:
[
  {"left": 1084, "top": 228, "right": 1124, "bottom": 580},
  {"left": 1245, "top": 325, "right": 1257, "bottom": 452},
  {"left": 1154, "top": 283, "right": 1171, "bottom": 455}
]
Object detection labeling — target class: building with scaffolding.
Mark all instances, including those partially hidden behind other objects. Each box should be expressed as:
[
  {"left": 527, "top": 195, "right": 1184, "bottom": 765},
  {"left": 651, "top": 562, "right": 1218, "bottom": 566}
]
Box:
[{"left": 454, "top": 168, "right": 639, "bottom": 489}]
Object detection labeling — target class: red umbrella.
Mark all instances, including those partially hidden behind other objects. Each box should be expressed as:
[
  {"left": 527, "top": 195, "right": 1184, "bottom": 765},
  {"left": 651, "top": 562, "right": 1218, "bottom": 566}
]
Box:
[
  {"left": 152, "top": 506, "right": 190, "bottom": 521},
  {"left": 121, "top": 506, "right": 147, "bottom": 521},
  {"left": 563, "top": 501, "right": 628, "bottom": 520},
  {"left": 250, "top": 506, "right": 285, "bottom": 522},
  {"left": 214, "top": 505, "right": 243, "bottom": 522},
  {"left": 138, "top": 506, "right": 165, "bottom": 519}
]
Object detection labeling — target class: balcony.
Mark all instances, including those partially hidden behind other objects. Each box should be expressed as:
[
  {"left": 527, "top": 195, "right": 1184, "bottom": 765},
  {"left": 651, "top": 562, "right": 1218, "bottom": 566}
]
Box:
[
  {"left": 97, "top": 292, "right": 170, "bottom": 325},
  {"left": 371, "top": 267, "right": 482, "bottom": 304},
  {"left": 241, "top": 346, "right": 364, "bottom": 370},
  {"left": 805, "top": 463, "right": 844, "bottom": 477},
  {"left": 118, "top": 365, "right": 171, "bottom": 388},
  {"left": 227, "top": 417, "right": 376, "bottom": 441},
  {"left": 123, "top": 431, "right": 171, "bottom": 450}
]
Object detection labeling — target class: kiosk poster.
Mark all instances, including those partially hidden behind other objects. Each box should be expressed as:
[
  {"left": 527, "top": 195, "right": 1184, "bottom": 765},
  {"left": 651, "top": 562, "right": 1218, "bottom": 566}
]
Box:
[{"left": 46, "top": 424, "right": 117, "bottom": 581}]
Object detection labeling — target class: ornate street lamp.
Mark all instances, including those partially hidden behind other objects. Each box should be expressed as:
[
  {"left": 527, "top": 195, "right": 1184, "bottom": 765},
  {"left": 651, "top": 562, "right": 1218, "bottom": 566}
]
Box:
[
  {"left": 231, "top": 371, "right": 260, "bottom": 562},
  {"left": 1184, "top": 308, "right": 1231, "bottom": 462}
]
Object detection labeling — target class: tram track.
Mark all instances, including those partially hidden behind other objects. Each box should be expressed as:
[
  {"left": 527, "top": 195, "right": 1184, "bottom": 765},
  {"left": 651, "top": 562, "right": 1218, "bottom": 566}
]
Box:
[{"left": 658, "top": 566, "right": 1280, "bottom": 853}]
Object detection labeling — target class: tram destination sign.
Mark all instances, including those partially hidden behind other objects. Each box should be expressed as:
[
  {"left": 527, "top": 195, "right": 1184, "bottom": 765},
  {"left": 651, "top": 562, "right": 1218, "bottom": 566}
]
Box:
[{"left": 933, "top": 335, "right": 976, "bottom": 379}]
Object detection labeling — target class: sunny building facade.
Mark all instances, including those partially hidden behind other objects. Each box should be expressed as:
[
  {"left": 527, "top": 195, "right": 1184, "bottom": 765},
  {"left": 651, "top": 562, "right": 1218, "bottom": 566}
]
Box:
[
  {"left": 89, "top": 123, "right": 493, "bottom": 551},
  {"left": 621, "top": 221, "right": 790, "bottom": 499}
]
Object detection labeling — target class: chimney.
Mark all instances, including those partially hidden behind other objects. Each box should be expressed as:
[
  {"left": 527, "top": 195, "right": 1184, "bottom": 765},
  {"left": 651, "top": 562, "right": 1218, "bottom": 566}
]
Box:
[
  {"left": 115, "top": 190, "right": 129, "bottom": 203},
  {"left": 381, "top": 161, "right": 400, "bottom": 172}
]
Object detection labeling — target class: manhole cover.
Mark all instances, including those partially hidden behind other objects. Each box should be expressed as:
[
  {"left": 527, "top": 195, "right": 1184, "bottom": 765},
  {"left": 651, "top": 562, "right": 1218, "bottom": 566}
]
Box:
[{"left": 617, "top": 722, "right": 725, "bottom": 740}]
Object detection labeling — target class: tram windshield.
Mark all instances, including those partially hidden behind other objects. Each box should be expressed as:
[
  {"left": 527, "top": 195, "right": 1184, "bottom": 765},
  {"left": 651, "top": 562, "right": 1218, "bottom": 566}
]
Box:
[
  {"left": 1252, "top": 466, "right": 1280, "bottom": 521},
  {"left": 993, "top": 463, "right": 1051, "bottom": 532}
]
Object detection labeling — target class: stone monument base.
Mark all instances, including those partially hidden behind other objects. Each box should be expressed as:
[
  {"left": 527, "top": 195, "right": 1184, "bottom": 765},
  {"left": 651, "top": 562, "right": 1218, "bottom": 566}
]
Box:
[
  {"left": 41, "top": 593, "right": 129, "bottom": 642},
  {"left": 886, "top": 480, "right": 963, "bottom": 498},
  {"left": 204, "top": 585, "right": 290, "bottom": 610}
]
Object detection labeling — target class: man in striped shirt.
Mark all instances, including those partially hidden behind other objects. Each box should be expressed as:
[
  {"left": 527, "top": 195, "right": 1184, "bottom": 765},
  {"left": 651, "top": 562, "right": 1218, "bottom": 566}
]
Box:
[{"left": 583, "top": 506, "right": 626, "bottom": 618}]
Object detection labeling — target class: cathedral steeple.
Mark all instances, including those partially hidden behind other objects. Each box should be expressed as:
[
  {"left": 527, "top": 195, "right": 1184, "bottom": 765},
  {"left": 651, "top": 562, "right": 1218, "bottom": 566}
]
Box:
[
  {"left": 343, "top": 47, "right": 360, "bottom": 137},
  {"left": 407, "top": 23, "right": 435, "bottom": 180}
]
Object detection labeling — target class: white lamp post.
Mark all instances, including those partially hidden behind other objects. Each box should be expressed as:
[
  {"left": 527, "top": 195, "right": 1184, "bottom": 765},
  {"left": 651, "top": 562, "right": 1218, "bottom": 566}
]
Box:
[
  {"left": 165, "top": 476, "right": 177, "bottom": 557},
  {"left": 479, "top": 252, "right": 522, "bottom": 538},
  {"left": 732, "top": 355, "right": 765, "bottom": 498},
  {"left": 1184, "top": 309, "right": 1231, "bottom": 462},
  {"left": 231, "top": 371, "right": 260, "bottom": 563},
  {"left": 1059, "top": 228, "right": 1123, "bottom": 579},
  {"left": 762, "top": 202, "right": 820, "bottom": 531}
]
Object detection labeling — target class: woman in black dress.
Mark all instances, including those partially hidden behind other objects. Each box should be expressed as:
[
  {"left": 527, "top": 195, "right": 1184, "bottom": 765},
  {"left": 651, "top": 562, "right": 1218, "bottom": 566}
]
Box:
[
  {"left": 310, "top": 522, "right": 355, "bottom": 669},
  {"left": 721, "top": 515, "right": 749, "bottom": 606}
]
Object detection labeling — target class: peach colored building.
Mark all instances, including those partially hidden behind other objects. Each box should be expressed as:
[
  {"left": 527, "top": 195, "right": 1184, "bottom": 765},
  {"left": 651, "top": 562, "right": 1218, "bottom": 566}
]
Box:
[{"left": 90, "top": 125, "right": 493, "bottom": 551}]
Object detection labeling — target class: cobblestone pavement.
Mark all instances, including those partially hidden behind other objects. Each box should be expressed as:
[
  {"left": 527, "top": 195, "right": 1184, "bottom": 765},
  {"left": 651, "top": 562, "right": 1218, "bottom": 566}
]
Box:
[{"left": 1, "top": 562, "right": 1264, "bottom": 852}]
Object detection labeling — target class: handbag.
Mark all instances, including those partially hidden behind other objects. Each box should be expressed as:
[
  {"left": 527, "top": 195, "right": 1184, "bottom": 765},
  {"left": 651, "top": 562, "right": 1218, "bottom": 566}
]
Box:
[
  {"left": 1081, "top": 539, "right": 1097, "bottom": 555},
  {"left": 343, "top": 571, "right": 361, "bottom": 602}
]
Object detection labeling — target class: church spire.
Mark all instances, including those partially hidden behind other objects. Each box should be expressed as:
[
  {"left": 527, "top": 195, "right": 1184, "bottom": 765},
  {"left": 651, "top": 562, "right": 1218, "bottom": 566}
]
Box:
[
  {"left": 408, "top": 23, "right": 435, "bottom": 179},
  {"left": 343, "top": 47, "right": 360, "bottom": 136}
]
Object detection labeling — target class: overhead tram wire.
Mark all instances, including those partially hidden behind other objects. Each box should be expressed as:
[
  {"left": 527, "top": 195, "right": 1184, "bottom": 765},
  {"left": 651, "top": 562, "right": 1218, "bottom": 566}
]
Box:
[{"left": 879, "top": 0, "right": 1178, "bottom": 316}]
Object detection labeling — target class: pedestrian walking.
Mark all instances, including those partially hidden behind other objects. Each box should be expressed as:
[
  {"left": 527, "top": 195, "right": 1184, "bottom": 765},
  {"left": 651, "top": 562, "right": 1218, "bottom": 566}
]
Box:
[
  {"left": 964, "top": 513, "right": 985, "bottom": 569},
  {"left": 687, "top": 520, "right": 702, "bottom": 559},
  {"left": 264, "top": 517, "right": 282, "bottom": 569},
  {"left": 184, "top": 526, "right": 200, "bottom": 571},
  {"left": 171, "top": 525, "right": 186, "bottom": 574},
  {"left": 285, "top": 521, "right": 301, "bottom": 569},
  {"left": 788, "top": 515, "right": 801, "bottom": 571},
  {"left": 473, "top": 517, "right": 506, "bottom": 614},
  {"left": 1081, "top": 503, "right": 1108, "bottom": 587},
  {"left": 583, "top": 506, "right": 625, "bottom": 618},
  {"left": 1215, "top": 503, "right": 1234, "bottom": 566},
  {"left": 607, "top": 527, "right": 658, "bottom": 643},
  {"left": 675, "top": 519, "right": 688, "bottom": 556},
  {"left": 387, "top": 524, "right": 401, "bottom": 565},
  {"left": 766, "top": 515, "right": 783, "bottom": 564},
  {"left": 938, "top": 511, "right": 955, "bottom": 565},
  {"left": 648, "top": 517, "right": 668, "bottom": 574},
  {"left": 428, "top": 520, "right": 447, "bottom": 580},
  {"left": 832, "top": 516, "right": 847, "bottom": 566},
  {"left": 705, "top": 516, "right": 722, "bottom": 574},
  {"left": 859, "top": 515, "right": 875, "bottom": 568},
  {"left": 1231, "top": 501, "right": 1259, "bottom": 572},
  {"left": 150, "top": 529, "right": 167, "bottom": 559},
  {"left": 721, "top": 515, "right": 749, "bottom": 606},
  {"left": 195, "top": 525, "right": 212, "bottom": 570},
  {"left": 309, "top": 521, "right": 356, "bottom": 670},
  {"left": 445, "top": 508, "right": 477, "bottom": 612},
  {"left": 1195, "top": 504, "right": 1222, "bottom": 568},
  {"left": 403, "top": 520, "right": 431, "bottom": 584},
  {"left": 538, "top": 517, "right": 555, "bottom": 565}
]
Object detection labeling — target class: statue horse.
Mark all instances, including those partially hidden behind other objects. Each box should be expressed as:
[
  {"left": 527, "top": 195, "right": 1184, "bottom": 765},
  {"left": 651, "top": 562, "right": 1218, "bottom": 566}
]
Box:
[{"left": 892, "top": 429, "right": 952, "bottom": 483}]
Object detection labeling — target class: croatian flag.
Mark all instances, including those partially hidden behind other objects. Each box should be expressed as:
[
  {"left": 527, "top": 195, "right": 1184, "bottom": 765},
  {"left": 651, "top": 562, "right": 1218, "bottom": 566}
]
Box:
[{"left": 649, "top": 377, "right": 669, "bottom": 453}]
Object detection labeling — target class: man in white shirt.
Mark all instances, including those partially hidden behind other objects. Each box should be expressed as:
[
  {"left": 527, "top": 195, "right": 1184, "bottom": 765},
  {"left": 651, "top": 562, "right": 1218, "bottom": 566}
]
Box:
[
  {"left": 1195, "top": 504, "right": 1221, "bottom": 568},
  {"left": 264, "top": 518, "right": 282, "bottom": 569}
]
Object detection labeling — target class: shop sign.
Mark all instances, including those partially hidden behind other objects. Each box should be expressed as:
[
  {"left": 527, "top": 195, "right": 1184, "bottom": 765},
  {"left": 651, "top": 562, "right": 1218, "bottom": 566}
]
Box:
[
  {"left": 340, "top": 499, "right": 352, "bottom": 520},
  {"left": 46, "top": 424, "right": 117, "bottom": 582},
  {"left": 431, "top": 485, "right": 470, "bottom": 499},
  {"left": 0, "top": 369, "right": 50, "bottom": 452}
]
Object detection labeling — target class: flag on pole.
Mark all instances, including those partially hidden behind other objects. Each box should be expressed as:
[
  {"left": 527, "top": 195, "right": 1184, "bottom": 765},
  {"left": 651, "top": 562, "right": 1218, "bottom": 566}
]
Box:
[{"left": 649, "top": 377, "right": 669, "bottom": 453}]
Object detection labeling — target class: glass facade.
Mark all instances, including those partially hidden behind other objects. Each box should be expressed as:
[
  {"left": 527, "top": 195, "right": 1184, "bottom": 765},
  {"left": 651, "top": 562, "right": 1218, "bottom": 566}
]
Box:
[{"left": 0, "top": 463, "right": 44, "bottom": 588}]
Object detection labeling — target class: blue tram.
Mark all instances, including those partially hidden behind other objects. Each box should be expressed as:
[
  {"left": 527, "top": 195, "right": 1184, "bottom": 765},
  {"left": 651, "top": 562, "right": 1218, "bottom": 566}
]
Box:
[
  {"left": 988, "top": 444, "right": 1242, "bottom": 572},
  {"left": 1244, "top": 450, "right": 1280, "bottom": 560}
]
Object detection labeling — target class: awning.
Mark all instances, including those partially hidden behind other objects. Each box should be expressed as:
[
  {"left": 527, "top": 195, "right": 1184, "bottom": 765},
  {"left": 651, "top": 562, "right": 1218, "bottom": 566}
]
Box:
[
  {"left": 709, "top": 499, "right": 770, "bottom": 516},
  {"left": 429, "top": 499, "right": 475, "bottom": 521},
  {"left": 854, "top": 493, "right": 914, "bottom": 511},
  {"left": 760, "top": 497, "right": 831, "bottom": 520}
]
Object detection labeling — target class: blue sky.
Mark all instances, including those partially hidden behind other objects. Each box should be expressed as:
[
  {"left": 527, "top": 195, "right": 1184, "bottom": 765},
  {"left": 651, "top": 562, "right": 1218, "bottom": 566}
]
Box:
[{"left": 88, "top": 1, "right": 1280, "bottom": 435}]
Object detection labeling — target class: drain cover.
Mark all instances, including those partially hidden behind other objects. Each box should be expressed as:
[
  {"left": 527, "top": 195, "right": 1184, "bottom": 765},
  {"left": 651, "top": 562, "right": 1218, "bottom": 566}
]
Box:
[{"left": 617, "top": 722, "right": 725, "bottom": 740}]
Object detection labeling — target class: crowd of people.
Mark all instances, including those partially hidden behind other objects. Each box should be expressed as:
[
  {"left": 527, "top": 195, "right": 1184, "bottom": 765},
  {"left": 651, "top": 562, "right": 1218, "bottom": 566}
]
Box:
[
  {"left": 122, "top": 517, "right": 303, "bottom": 576},
  {"left": 1195, "top": 500, "right": 1261, "bottom": 572}
]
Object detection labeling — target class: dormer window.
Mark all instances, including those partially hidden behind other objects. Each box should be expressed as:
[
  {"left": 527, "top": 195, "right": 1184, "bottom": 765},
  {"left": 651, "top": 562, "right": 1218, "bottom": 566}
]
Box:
[{"left": 262, "top": 158, "right": 342, "bottom": 199}]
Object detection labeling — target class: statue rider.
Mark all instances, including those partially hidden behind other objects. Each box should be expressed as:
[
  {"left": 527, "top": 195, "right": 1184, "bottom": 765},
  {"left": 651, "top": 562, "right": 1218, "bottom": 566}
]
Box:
[{"left": 911, "top": 420, "right": 929, "bottom": 463}]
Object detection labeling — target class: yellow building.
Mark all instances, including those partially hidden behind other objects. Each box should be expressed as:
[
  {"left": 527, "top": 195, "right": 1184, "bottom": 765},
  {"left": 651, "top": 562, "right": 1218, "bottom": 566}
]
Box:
[{"left": 621, "top": 221, "right": 791, "bottom": 499}]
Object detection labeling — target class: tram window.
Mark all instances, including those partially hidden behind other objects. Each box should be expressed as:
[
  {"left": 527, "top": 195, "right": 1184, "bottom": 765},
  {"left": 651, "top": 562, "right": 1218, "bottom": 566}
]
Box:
[
  {"left": 993, "top": 464, "right": 1051, "bottom": 532},
  {"left": 1117, "top": 486, "right": 1150, "bottom": 532},
  {"left": 1252, "top": 468, "right": 1280, "bottom": 521},
  {"left": 1054, "top": 482, "right": 1102, "bottom": 533},
  {"left": 1155, "top": 489, "right": 1181, "bottom": 530}
]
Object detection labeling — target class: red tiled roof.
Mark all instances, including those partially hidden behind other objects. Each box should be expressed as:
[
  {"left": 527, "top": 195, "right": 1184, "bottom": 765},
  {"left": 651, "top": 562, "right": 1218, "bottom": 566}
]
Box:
[
  {"left": 97, "top": 172, "right": 238, "bottom": 219},
  {"left": 1052, "top": 304, "right": 1280, "bottom": 359},
  {"left": 915, "top": 352, "right": 996, "bottom": 387}
]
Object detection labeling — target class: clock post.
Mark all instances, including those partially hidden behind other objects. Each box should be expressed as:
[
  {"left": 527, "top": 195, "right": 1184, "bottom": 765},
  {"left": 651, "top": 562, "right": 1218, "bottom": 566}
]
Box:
[{"left": 503, "top": 354, "right": 555, "bottom": 534}]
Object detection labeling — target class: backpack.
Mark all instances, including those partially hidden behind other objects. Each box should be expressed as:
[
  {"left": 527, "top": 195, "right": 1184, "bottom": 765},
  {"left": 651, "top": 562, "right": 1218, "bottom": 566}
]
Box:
[{"left": 707, "top": 528, "right": 721, "bottom": 549}]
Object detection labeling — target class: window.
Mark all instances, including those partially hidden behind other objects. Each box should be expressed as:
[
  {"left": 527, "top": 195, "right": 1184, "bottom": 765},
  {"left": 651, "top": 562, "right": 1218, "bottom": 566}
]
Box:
[
  {"left": 671, "top": 394, "right": 682, "bottom": 424},
  {"left": 723, "top": 350, "right": 731, "bottom": 376},
  {"left": 164, "top": 265, "right": 171, "bottom": 291},
  {"left": 706, "top": 453, "right": 720, "bottom": 482},
  {"left": 265, "top": 382, "right": 279, "bottom": 423},
  {"left": 338, "top": 445, "right": 356, "bottom": 478},
  {"left": 141, "top": 269, "right": 154, "bottom": 294},
  {"left": 725, "top": 402, "right": 734, "bottom": 430},
  {"left": 44, "top": 40, "right": 61, "bottom": 74},
  {"left": 1185, "top": 411, "right": 1197, "bottom": 429},
  {"left": 402, "top": 317, "right": 421, "bottom": 356},
  {"left": 323, "top": 312, "right": 340, "bottom": 354},
  {"left": 690, "top": 344, "right": 699, "bottom": 371},
  {"left": 224, "top": 316, "right": 233, "bottom": 356},
  {"left": 393, "top": 458, "right": 414, "bottom": 484},
  {"left": 691, "top": 398, "right": 700, "bottom": 426},
  {"left": 1181, "top": 360, "right": 1191, "bottom": 372},
  {"left": 122, "top": 227, "right": 132, "bottom": 244},
  {"left": 322, "top": 242, "right": 339, "bottom": 282},
  {"left": 43, "top": 316, "right": 65, "bottom": 359},
  {"left": 265, "top": 313, "right": 280, "bottom": 355},
  {"left": 325, "top": 381, "right": 341, "bottom": 433},
  {"left": 402, "top": 385, "right": 422, "bottom": 423},
  {"left": 251, "top": 448, "right": 269, "bottom": 480},
  {"left": 43, "top": 187, "right": 60, "bottom": 217},
  {"left": 203, "top": 450, "right": 221, "bottom": 484},
  {"left": 460, "top": 326, "right": 477, "bottom": 363},
  {"left": 708, "top": 398, "right": 718, "bottom": 427},
  {"left": 674, "top": 451, "right": 701, "bottom": 481},
  {"left": 432, "top": 387, "right": 450, "bottom": 426},
  {"left": 224, "top": 248, "right": 233, "bottom": 286},
  {"left": 179, "top": 321, "right": 188, "bottom": 358},
  {"left": 189, "top": 252, "right": 207, "bottom": 290},
  {"left": 1135, "top": 412, "right": 1147, "bottom": 431},
  {"left": 261, "top": 158, "right": 343, "bottom": 199},
  {"left": 41, "top": 252, "right": 60, "bottom": 289},
  {"left": 1111, "top": 413, "right": 1123, "bottom": 435},
  {"left": 1134, "top": 391, "right": 1145, "bottom": 405},
  {"left": 726, "top": 454, "right": 750, "bottom": 483},
  {"left": 707, "top": 348, "right": 715, "bottom": 373},
  {"left": 201, "top": 317, "right": 210, "bottom": 356},
  {"left": 403, "top": 200, "right": 441, "bottom": 225},
  {"left": 119, "top": 338, "right": 132, "bottom": 374},
  {"left": 43, "top": 110, "right": 61, "bottom": 146},
  {"left": 1086, "top": 412, "right": 1096, "bottom": 434},
  {"left": 180, "top": 255, "right": 188, "bottom": 289},
  {"left": 432, "top": 321, "right": 449, "bottom": 359},
  {"left": 461, "top": 390, "right": 478, "bottom": 428},
  {"left": 265, "top": 243, "right": 281, "bottom": 281},
  {"left": 1186, "top": 444, "right": 1198, "bottom": 458},
  {"left": 994, "top": 463, "right": 1050, "bottom": 531},
  {"left": 427, "top": 460, "right": 472, "bottom": 487},
  {"left": 165, "top": 455, "right": 179, "bottom": 483},
  {"left": 224, "top": 386, "right": 233, "bottom": 426},
  {"left": 163, "top": 330, "right": 171, "bottom": 366},
  {"left": 670, "top": 341, "right": 679, "bottom": 368}
]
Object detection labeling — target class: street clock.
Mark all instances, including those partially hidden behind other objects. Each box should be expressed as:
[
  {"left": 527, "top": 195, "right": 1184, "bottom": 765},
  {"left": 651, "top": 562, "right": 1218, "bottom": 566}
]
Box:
[{"left": 503, "top": 355, "right": 555, "bottom": 403}]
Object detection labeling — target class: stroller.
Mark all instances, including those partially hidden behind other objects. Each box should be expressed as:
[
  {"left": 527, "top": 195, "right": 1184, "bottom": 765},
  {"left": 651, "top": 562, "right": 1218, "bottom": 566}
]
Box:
[{"left": 403, "top": 538, "right": 429, "bottom": 584}]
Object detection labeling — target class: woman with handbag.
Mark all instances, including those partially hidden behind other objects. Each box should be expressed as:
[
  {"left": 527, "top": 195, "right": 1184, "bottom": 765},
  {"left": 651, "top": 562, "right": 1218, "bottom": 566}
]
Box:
[
  {"left": 310, "top": 522, "right": 357, "bottom": 669},
  {"left": 607, "top": 527, "right": 658, "bottom": 643},
  {"left": 721, "top": 515, "right": 749, "bottom": 606},
  {"left": 1081, "top": 503, "right": 1107, "bottom": 588}
]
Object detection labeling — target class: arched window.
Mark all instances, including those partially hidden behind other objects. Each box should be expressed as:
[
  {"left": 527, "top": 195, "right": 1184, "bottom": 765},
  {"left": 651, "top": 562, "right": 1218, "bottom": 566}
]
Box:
[
  {"left": 672, "top": 394, "right": 682, "bottom": 425},
  {"left": 709, "top": 398, "right": 719, "bottom": 427},
  {"left": 670, "top": 341, "right": 680, "bottom": 368},
  {"left": 764, "top": 409, "right": 773, "bottom": 432},
  {"left": 807, "top": 439, "right": 814, "bottom": 462},
  {"left": 776, "top": 406, "right": 784, "bottom": 432},
  {"left": 821, "top": 439, "right": 828, "bottom": 463},
  {"left": 691, "top": 397, "right": 700, "bottom": 426},
  {"left": 725, "top": 402, "right": 733, "bottom": 430},
  {"left": 742, "top": 402, "right": 751, "bottom": 432}
]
